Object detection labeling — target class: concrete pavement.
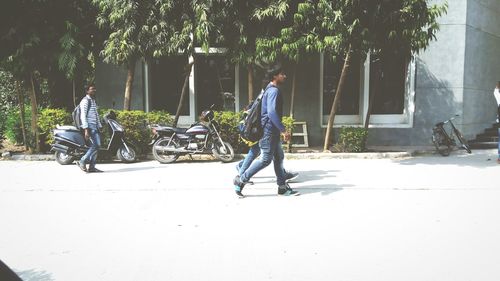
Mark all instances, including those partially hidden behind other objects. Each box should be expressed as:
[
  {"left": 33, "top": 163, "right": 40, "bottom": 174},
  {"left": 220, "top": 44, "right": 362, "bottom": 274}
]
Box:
[{"left": 1, "top": 149, "right": 499, "bottom": 281}]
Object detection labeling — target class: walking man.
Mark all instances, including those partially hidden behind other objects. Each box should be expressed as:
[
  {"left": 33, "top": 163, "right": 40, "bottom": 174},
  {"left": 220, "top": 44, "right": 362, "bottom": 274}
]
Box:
[
  {"left": 234, "top": 65, "right": 300, "bottom": 197},
  {"left": 77, "top": 84, "right": 103, "bottom": 173}
]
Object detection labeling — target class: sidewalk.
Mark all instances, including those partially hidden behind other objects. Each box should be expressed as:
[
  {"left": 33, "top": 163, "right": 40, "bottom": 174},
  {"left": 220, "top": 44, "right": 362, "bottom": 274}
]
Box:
[{"left": 0, "top": 146, "right": 437, "bottom": 161}]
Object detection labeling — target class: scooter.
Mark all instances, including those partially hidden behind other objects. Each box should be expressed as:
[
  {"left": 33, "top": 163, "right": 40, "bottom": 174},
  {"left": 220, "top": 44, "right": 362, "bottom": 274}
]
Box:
[
  {"left": 150, "top": 107, "right": 234, "bottom": 164},
  {"left": 51, "top": 111, "right": 137, "bottom": 165}
]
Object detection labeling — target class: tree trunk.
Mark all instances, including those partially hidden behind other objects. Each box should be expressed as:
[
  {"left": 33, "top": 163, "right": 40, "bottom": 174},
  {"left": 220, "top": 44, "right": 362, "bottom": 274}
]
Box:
[
  {"left": 289, "top": 62, "right": 297, "bottom": 118},
  {"left": 16, "top": 80, "right": 28, "bottom": 151},
  {"left": 173, "top": 62, "right": 194, "bottom": 127},
  {"left": 72, "top": 80, "right": 76, "bottom": 108},
  {"left": 323, "top": 45, "right": 353, "bottom": 151},
  {"left": 248, "top": 64, "right": 254, "bottom": 103},
  {"left": 29, "top": 73, "right": 40, "bottom": 152},
  {"left": 124, "top": 60, "right": 136, "bottom": 111}
]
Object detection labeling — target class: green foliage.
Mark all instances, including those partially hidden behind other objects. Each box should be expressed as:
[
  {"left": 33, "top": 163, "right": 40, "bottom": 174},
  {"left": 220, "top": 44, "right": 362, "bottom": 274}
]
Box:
[
  {"left": 0, "top": 70, "right": 18, "bottom": 140},
  {"left": 97, "top": 109, "right": 173, "bottom": 154},
  {"left": 214, "top": 111, "right": 244, "bottom": 152},
  {"left": 145, "top": 110, "right": 173, "bottom": 126},
  {"left": 37, "top": 108, "right": 72, "bottom": 145},
  {"left": 112, "top": 110, "right": 151, "bottom": 154},
  {"left": 332, "top": 127, "right": 368, "bottom": 153},
  {"left": 5, "top": 105, "right": 33, "bottom": 147},
  {"left": 282, "top": 116, "right": 295, "bottom": 133}
]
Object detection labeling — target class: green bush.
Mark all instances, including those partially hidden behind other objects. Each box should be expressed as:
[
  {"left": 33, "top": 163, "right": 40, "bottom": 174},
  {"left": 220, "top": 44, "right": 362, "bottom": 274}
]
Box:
[
  {"left": 282, "top": 116, "right": 295, "bottom": 133},
  {"left": 145, "top": 110, "right": 173, "bottom": 126},
  {"left": 5, "top": 105, "right": 33, "bottom": 147},
  {"left": 97, "top": 109, "right": 173, "bottom": 154},
  {"left": 37, "top": 108, "right": 72, "bottom": 146},
  {"left": 214, "top": 111, "right": 243, "bottom": 152},
  {"left": 333, "top": 127, "right": 368, "bottom": 152}
]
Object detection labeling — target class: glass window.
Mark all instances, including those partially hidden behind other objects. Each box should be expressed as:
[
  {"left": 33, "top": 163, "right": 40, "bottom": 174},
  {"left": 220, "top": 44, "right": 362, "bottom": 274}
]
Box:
[
  {"left": 149, "top": 55, "right": 189, "bottom": 115},
  {"left": 369, "top": 52, "right": 408, "bottom": 114},
  {"left": 322, "top": 53, "right": 361, "bottom": 115},
  {"left": 195, "top": 55, "right": 235, "bottom": 114}
]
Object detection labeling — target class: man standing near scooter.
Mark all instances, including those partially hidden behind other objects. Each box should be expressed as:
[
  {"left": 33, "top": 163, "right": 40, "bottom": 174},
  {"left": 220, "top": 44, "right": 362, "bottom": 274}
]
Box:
[{"left": 77, "top": 84, "right": 103, "bottom": 173}]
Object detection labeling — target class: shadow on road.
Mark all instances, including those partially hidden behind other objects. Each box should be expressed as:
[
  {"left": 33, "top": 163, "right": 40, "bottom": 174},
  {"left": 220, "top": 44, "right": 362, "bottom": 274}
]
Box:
[
  {"left": 104, "top": 165, "right": 169, "bottom": 173},
  {"left": 16, "top": 269, "right": 54, "bottom": 281}
]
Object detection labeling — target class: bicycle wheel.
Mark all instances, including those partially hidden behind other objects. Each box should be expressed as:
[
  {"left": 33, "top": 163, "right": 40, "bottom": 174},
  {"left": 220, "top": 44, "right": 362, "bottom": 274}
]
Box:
[
  {"left": 454, "top": 128, "right": 471, "bottom": 153},
  {"left": 432, "top": 128, "right": 452, "bottom": 156}
]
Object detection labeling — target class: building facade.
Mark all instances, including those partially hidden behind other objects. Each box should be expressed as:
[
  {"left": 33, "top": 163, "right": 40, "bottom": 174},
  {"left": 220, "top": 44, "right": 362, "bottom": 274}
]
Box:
[{"left": 96, "top": 0, "right": 500, "bottom": 147}]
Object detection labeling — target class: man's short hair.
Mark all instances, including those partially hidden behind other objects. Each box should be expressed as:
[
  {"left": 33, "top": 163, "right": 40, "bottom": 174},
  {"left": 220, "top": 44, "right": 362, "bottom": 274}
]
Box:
[{"left": 266, "top": 64, "right": 284, "bottom": 81}]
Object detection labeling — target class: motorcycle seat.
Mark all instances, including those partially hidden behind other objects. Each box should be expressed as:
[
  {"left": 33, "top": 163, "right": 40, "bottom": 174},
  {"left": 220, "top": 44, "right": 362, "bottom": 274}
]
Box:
[{"left": 155, "top": 126, "right": 187, "bottom": 134}]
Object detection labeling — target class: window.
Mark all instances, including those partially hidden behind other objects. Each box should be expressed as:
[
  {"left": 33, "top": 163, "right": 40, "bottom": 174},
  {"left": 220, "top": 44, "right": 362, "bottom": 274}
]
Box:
[
  {"left": 320, "top": 51, "right": 415, "bottom": 127},
  {"left": 195, "top": 55, "right": 235, "bottom": 115},
  {"left": 149, "top": 55, "right": 189, "bottom": 115},
  {"left": 369, "top": 52, "right": 408, "bottom": 114},
  {"left": 322, "top": 53, "right": 361, "bottom": 116}
]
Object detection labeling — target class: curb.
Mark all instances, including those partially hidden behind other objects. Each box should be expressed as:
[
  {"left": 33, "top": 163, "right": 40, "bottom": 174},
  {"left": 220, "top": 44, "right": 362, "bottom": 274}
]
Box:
[{"left": 0, "top": 151, "right": 422, "bottom": 162}]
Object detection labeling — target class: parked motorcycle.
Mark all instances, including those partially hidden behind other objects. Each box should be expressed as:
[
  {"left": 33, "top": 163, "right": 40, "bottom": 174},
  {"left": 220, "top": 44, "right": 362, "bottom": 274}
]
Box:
[
  {"left": 150, "top": 107, "right": 234, "bottom": 164},
  {"left": 51, "top": 111, "right": 137, "bottom": 165}
]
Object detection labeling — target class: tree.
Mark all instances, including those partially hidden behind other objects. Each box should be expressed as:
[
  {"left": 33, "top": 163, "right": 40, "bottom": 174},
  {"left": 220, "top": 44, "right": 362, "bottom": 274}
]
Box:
[
  {"left": 57, "top": 1, "right": 103, "bottom": 108},
  {"left": 93, "top": 0, "right": 159, "bottom": 110},
  {"left": 256, "top": 1, "right": 321, "bottom": 118},
  {"left": 152, "top": 0, "right": 227, "bottom": 127},
  {"left": 282, "top": 0, "right": 446, "bottom": 151}
]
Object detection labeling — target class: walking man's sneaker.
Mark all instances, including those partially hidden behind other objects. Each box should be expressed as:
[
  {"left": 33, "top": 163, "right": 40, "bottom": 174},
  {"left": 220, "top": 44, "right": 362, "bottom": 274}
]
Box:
[
  {"left": 233, "top": 175, "right": 247, "bottom": 198},
  {"left": 285, "top": 171, "right": 299, "bottom": 182},
  {"left": 278, "top": 183, "right": 300, "bottom": 196},
  {"left": 235, "top": 189, "right": 245, "bottom": 199},
  {"left": 88, "top": 168, "right": 103, "bottom": 173},
  {"left": 77, "top": 161, "right": 87, "bottom": 172}
]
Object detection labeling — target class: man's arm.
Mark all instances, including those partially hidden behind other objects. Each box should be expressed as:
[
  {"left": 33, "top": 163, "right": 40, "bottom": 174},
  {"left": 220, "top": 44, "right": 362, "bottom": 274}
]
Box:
[
  {"left": 80, "top": 98, "right": 89, "bottom": 129},
  {"left": 266, "top": 88, "right": 286, "bottom": 132}
]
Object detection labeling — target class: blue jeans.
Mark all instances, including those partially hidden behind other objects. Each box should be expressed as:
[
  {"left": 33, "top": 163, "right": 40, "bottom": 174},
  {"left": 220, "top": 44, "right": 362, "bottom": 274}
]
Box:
[
  {"left": 80, "top": 129, "right": 101, "bottom": 169},
  {"left": 238, "top": 143, "right": 260, "bottom": 176},
  {"left": 240, "top": 131, "right": 286, "bottom": 186}
]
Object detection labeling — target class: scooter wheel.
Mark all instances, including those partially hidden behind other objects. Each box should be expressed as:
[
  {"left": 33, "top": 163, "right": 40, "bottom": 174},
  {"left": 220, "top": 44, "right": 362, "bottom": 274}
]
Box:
[
  {"left": 117, "top": 145, "right": 137, "bottom": 163},
  {"left": 55, "top": 151, "right": 75, "bottom": 165}
]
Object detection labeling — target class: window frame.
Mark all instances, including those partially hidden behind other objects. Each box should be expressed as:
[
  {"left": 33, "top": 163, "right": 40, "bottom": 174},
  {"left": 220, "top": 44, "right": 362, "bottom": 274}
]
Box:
[{"left": 320, "top": 52, "right": 416, "bottom": 128}]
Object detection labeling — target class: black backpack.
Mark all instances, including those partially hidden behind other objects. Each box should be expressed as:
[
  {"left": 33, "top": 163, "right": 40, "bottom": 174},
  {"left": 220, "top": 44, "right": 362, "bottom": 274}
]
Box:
[
  {"left": 238, "top": 85, "right": 273, "bottom": 145},
  {"left": 72, "top": 98, "right": 90, "bottom": 129}
]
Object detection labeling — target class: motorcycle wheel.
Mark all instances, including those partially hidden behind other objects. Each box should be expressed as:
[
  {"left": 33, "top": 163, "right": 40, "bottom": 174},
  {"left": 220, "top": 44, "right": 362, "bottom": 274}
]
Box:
[
  {"left": 55, "top": 151, "right": 75, "bottom": 165},
  {"left": 212, "top": 141, "right": 234, "bottom": 163},
  {"left": 117, "top": 144, "right": 137, "bottom": 163},
  {"left": 152, "top": 137, "right": 180, "bottom": 164}
]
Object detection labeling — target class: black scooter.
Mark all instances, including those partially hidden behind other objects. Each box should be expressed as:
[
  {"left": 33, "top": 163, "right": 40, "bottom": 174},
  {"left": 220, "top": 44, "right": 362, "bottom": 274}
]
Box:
[{"left": 51, "top": 111, "right": 137, "bottom": 165}]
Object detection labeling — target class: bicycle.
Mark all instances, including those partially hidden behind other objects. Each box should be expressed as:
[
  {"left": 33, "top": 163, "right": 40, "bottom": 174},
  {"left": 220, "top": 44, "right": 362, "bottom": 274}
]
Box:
[{"left": 431, "top": 115, "right": 471, "bottom": 156}]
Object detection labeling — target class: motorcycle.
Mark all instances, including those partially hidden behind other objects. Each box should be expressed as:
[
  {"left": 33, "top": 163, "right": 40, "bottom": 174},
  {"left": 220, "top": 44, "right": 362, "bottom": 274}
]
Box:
[
  {"left": 150, "top": 107, "right": 234, "bottom": 164},
  {"left": 51, "top": 111, "right": 137, "bottom": 165}
]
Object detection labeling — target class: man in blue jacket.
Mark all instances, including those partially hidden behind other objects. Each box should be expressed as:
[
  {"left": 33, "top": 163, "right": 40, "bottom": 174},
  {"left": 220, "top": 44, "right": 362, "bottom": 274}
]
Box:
[{"left": 234, "top": 65, "right": 300, "bottom": 197}]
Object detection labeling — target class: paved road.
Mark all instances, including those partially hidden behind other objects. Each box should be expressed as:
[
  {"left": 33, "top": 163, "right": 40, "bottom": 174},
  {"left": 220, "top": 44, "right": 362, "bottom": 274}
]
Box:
[{"left": 1, "top": 150, "right": 500, "bottom": 281}]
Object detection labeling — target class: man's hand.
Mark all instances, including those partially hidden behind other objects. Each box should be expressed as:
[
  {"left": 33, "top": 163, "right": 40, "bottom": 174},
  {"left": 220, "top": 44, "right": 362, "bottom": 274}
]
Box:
[
  {"left": 84, "top": 129, "right": 90, "bottom": 140},
  {"left": 282, "top": 131, "right": 291, "bottom": 142}
]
